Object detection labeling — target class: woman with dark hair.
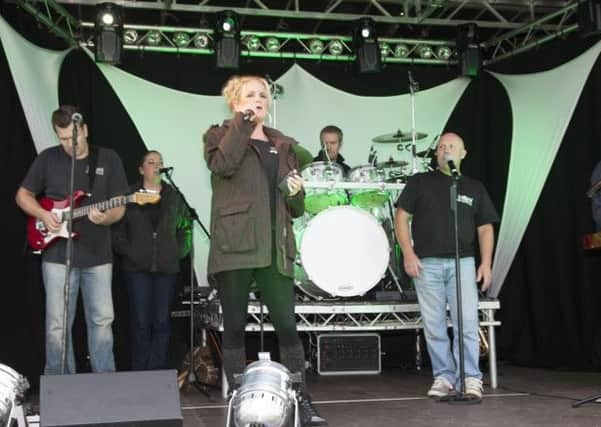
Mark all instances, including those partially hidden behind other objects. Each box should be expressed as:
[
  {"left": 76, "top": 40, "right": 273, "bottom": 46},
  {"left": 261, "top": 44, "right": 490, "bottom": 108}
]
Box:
[
  {"left": 204, "top": 75, "right": 327, "bottom": 427},
  {"left": 113, "top": 150, "right": 191, "bottom": 370}
]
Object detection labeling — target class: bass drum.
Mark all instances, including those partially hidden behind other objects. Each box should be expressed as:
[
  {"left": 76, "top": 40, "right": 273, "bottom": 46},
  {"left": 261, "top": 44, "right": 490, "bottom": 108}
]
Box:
[{"left": 296, "top": 206, "right": 390, "bottom": 298}]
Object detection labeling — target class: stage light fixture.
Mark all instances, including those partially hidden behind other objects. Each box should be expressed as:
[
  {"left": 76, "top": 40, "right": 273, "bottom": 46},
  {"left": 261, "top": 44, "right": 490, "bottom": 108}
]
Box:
[
  {"left": 265, "top": 37, "right": 280, "bottom": 52},
  {"left": 0, "top": 364, "right": 29, "bottom": 427},
  {"left": 328, "top": 39, "right": 344, "bottom": 56},
  {"left": 457, "top": 23, "right": 481, "bottom": 77},
  {"left": 173, "top": 31, "right": 190, "bottom": 47},
  {"left": 309, "top": 39, "right": 325, "bottom": 54},
  {"left": 226, "top": 360, "right": 299, "bottom": 427},
  {"left": 436, "top": 45, "right": 453, "bottom": 60},
  {"left": 123, "top": 29, "right": 138, "bottom": 44},
  {"left": 417, "top": 44, "right": 433, "bottom": 59},
  {"left": 379, "top": 42, "right": 390, "bottom": 57},
  {"left": 193, "top": 33, "right": 210, "bottom": 49},
  {"left": 245, "top": 35, "right": 261, "bottom": 51},
  {"left": 145, "top": 30, "right": 162, "bottom": 46},
  {"left": 352, "top": 17, "right": 381, "bottom": 73},
  {"left": 214, "top": 10, "right": 241, "bottom": 69},
  {"left": 393, "top": 43, "right": 409, "bottom": 58},
  {"left": 94, "top": 2, "right": 122, "bottom": 64}
]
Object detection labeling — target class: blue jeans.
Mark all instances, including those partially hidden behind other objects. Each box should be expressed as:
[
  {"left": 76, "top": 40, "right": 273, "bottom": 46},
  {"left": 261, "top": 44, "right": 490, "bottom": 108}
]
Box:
[
  {"left": 124, "top": 271, "right": 177, "bottom": 370},
  {"left": 42, "top": 262, "right": 115, "bottom": 375},
  {"left": 414, "top": 257, "right": 480, "bottom": 387}
]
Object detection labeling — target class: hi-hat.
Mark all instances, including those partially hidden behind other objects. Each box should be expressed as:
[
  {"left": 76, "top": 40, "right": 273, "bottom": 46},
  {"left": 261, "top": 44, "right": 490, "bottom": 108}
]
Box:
[
  {"left": 377, "top": 159, "right": 408, "bottom": 168},
  {"left": 372, "top": 129, "right": 428, "bottom": 143}
]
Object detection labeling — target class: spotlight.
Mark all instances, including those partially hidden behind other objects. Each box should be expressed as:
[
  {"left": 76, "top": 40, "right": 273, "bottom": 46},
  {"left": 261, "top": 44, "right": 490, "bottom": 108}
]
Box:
[
  {"left": 123, "top": 29, "right": 138, "bottom": 44},
  {"left": 457, "top": 23, "right": 481, "bottom": 77},
  {"left": 379, "top": 42, "right": 390, "bottom": 57},
  {"left": 353, "top": 17, "right": 381, "bottom": 73},
  {"left": 173, "top": 31, "right": 190, "bottom": 47},
  {"left": 417, "top": 44, "right": 433, "bottom": 59},
  {"left": 214, "top": 10, "right": 240, "bottom": 69},
  {"left": 245, "top": 35, "right": 261, "bottom": 51},
  {"left": 193, "top": 33, "right": 210, "bottom": 49},
  {"left": 145, "top": 30, "right": 162, "bottom": 46},
  {"left": 309, "top": 39, "right": 325, "bottom": 54},
  {"left": 0, "top": 364, "right": 29, "bottom": 427},
  {"left": 226, "top": 360, "right": 299, "bottom": 427},
  {"left": 436, "top": 45, "right": 453, "bottom": 60},
  {"left": 265, "top": 37, "right": 280, "bottom": 52},
  {"left": 328, "top": 39, "right": 344, "bottom": 56},
  {"left": 393, "top": 43, "right": 410, "bottom": 58},
  {"left": 94, "top": 2, "right": 122, "bottom": 64}
]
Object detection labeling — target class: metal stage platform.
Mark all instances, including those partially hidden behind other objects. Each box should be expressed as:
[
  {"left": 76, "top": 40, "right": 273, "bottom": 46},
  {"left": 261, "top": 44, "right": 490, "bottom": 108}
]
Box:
[{"left": 184, "top": 298, "right": 501, "bottom": 389}]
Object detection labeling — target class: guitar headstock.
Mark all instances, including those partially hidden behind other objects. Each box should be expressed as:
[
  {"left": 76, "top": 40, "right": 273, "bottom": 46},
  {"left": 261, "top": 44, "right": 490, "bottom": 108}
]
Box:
[{"left": 130, "top": 192, "right": 161, "bottom": 205}]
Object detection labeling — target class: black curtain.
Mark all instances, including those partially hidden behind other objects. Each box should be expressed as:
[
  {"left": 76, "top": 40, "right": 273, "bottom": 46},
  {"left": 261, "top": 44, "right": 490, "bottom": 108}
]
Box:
[{"left": 3, "top": 3, "right": 601, "bottom": 390}]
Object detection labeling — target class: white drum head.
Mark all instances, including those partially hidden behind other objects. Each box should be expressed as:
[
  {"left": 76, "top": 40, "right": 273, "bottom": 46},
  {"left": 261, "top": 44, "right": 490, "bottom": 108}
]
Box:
[{"left": 300, "top": 206, "right": 390, "bottom": 297}]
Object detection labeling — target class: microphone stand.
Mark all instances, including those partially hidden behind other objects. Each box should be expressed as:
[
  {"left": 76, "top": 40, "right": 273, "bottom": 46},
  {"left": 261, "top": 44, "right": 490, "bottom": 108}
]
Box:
[
  {"left": 161, "top": 170, "right": 213, "bottom": 398},
  {"left": 447, "top": 172, "right": 478, "bottom": 404},
  {"left": 60, "top": 120, "right": 78, "bottom": 374}
]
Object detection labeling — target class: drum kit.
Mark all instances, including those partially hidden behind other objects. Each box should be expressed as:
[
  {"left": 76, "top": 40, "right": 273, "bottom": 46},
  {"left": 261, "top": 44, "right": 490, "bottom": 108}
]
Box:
[{"left": 291, "top": 71, "right": 436, "bottom": 301}]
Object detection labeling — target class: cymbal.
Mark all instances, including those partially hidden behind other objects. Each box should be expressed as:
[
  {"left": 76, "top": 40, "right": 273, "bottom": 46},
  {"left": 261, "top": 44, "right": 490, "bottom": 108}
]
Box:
[
  {"left": 377, "top": 159, "right": 408, "bottom": 168},
  {"left": 372, "top": 130, "right": 428, "bottom": 143}
]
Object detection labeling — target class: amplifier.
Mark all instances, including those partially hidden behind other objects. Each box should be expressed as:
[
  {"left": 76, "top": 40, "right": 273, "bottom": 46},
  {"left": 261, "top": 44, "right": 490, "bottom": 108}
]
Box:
[{"left": 317, "top": 333, "right": 381, "bottom": 375}]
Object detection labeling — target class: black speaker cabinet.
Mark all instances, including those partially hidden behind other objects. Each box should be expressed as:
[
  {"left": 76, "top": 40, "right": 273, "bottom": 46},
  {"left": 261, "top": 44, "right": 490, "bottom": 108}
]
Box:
[{"left": 40, "top": 370, "right": 183, "bottom": 427}]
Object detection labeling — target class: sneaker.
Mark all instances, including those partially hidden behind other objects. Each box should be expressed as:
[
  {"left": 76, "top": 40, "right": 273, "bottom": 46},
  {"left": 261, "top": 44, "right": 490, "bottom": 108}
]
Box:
[
  {"left": 298, "top": 393, "right": 328, "bottom": 427},
  {"left": 464, "top": 377, "right": 483, "bottom": 399},
  {"left": 427, "top": 376, "right": 454, "bottom": 399}
]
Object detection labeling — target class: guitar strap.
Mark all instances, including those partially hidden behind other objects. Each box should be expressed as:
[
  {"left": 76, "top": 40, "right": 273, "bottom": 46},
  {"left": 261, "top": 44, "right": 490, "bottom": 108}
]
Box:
[{"left": 87, "top": 144, "right": 99, "bottom": 195}]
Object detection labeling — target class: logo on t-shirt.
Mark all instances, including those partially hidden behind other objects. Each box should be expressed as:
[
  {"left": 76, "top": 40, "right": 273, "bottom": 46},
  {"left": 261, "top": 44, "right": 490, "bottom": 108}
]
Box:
[{"left": 458, "top": 194, "right": 473, "bottom": 206}]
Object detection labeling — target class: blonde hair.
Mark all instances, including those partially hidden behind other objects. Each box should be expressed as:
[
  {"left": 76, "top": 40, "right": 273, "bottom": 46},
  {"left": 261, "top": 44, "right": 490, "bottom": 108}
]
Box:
[{"left": 222, "top": 75, "right": 271, "bottom": 111}]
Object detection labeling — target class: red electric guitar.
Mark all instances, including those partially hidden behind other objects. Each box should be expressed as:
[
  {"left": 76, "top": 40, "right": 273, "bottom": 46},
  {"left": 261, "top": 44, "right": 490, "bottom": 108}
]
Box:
[{"left": 27, "top": 190, "right": 161, "bottom": 251}]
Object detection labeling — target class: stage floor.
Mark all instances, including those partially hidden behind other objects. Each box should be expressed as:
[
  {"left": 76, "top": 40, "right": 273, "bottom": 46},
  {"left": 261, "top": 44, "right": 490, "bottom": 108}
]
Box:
[{"left": 179, "top": 364, "right": 601, "bottom": 426}]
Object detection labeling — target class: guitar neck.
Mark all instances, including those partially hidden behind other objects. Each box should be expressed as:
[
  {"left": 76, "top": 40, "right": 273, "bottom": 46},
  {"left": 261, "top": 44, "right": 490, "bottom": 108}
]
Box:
[{"left": 68, "top": 195, "right": 131, "bottom": 220}]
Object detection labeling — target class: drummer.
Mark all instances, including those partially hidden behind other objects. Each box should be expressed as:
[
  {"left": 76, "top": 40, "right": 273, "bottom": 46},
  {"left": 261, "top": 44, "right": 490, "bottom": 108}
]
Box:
[{"left": 313, "top": 125, "right": 351, "bottom": 175}]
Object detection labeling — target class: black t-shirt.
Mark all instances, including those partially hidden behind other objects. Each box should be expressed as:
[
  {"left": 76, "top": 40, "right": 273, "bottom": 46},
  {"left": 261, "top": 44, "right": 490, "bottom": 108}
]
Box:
[
  {"left": 21, "top": 145, "right": 129, "bottom": 267},
  {"left": 250, "top": 138, "right": 278, "bottom": 226},
  {"left": 396, "top": 170, "right": 499, "bottom": 258}
]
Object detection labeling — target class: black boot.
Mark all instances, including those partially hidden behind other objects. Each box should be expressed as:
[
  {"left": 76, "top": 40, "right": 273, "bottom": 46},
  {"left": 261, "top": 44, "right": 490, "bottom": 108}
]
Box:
[{"left": 297, "top": 391, "right": 328, "bottom": 427}]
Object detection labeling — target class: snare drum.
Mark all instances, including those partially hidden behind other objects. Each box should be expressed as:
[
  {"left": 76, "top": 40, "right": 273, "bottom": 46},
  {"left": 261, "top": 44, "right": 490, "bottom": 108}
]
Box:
[
  {"left": 297, "top": 206, "right": 389, "bottom": 297},
  {"left": 301, "top": 162, "right": 348, "bottom": 215},
  {"left": 348, "top": 165, "right": 388, "bottom": 209}
]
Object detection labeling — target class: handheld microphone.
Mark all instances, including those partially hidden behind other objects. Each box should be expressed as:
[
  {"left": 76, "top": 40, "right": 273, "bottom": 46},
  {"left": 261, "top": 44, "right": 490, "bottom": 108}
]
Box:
[
  {"left": 242, "top": 109, "right": 255, "bottom": 122},
  {"left": 444, "top": 154, "right": 459, "bottom": 178},
  {"left": 159, "top": 167, "right": 174, "bottom": 174},
  {"left": 71, "top": 113, "right": 83, "bottom": 124}
]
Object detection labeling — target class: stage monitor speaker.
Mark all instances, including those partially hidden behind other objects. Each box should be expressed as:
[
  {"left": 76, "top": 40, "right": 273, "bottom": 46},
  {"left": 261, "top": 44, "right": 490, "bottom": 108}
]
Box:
[
  {"left": 578, "top": 0, "right": 601, "bottom": 36},
  {"left": 317, "top": 333, "right": 381, "bottom": 375},
  {"left": 40, "top": 370, "right": 183, "bottom": 427}
]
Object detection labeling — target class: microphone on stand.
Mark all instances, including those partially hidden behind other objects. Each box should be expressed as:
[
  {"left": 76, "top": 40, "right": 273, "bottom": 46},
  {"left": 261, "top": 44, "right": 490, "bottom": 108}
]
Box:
[
  {"left": 159, "top": 167, "right": 174, "bottom": 174},
  {"left": 444, "top": 154, "right": 459, "bottom": 178},
  {"left": 71, "top": 113, "right": 83, "bottom": 124}
]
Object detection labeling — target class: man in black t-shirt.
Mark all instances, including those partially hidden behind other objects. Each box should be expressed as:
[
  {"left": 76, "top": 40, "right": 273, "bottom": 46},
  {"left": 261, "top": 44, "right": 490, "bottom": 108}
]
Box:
[
  {"left": 313, "top": 125, "right": 351, "bottom": 175},
  {"left": 16, "top": 105, "right": 129, "bottom": 374},
  {"left": 395, "top": 132, "right": 499, "bottom": 401}
]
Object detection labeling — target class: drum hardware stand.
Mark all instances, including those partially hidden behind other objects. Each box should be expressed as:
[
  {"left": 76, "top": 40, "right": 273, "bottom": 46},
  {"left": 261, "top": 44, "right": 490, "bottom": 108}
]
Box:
[
  {"left": 162, "top": 170, "right": 213, "bottom": 398},
  {"left": 408, "top": 71, "right": 419, "bottom": 175}
]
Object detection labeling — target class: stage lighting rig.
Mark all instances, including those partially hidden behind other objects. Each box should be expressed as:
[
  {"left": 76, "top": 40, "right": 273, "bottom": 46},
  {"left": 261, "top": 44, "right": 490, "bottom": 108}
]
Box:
[
  {"left": 214, "top": 10, "right": 241, "bottom": 69},
  {"left": 94, "top": 2, "right": 123, "bottom": 64},
  {"left": 353, "top": 18, "right": 381, "bottom": 73}
]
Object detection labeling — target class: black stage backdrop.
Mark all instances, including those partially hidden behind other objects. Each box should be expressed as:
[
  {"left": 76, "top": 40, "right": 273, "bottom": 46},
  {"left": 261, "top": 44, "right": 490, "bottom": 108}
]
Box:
[{"left": 3, "top": 5, "right": 601, "bottom": 387}]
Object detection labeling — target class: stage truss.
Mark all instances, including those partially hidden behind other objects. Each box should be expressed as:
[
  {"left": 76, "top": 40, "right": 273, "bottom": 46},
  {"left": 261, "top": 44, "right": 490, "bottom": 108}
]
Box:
[
  {"left": 9, "top": 0, "right": 582, "bottom": 65},
  {"left": 180, "top": 298, "right": 501, "bottom": 388}
]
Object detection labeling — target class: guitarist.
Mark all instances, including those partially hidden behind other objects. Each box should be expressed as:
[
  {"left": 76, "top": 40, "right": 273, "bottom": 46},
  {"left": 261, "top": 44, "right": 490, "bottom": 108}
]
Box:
[{"left": 15, "top": 105, "right": 129, "bottom": 375}]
